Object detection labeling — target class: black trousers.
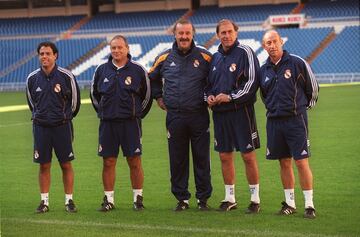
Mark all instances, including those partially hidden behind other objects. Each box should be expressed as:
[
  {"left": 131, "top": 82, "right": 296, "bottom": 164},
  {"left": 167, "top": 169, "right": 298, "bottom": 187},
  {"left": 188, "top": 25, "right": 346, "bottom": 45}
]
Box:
[{"left": 166, "top": 110, "right": 212, "bottom": 201}]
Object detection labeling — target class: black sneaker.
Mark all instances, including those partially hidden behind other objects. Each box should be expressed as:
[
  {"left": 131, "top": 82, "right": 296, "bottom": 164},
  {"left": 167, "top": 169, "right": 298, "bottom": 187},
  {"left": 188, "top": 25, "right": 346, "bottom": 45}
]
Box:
[
  {"left": 278, "top": 201, "right": 296, "bottom": 215},
  {"left": 245, "top": 201, "right": 260, "bottom": 214},
  {"left": 197, "top": 200, "right": 211, "bottom": 211},
  {"left": 174, "top": 200, "right": 189, "bottom": 212},
  {"left": 133, "top": 195, "right": 144, "bottom": 211},
  {"left": 35, "top": 200, "right": 49, "bottom": 213},
  {"left": 304, "top": 207, "right": 316, "bottom": 219},
  {"left": 65, "top": 199, "right": 77, "bottom": 213},
  {"left": 217, "top": 200, "right": 237, "bottom": 212},
  {"left": 98, "top": 195, "right": 115, "bottom": 212}
]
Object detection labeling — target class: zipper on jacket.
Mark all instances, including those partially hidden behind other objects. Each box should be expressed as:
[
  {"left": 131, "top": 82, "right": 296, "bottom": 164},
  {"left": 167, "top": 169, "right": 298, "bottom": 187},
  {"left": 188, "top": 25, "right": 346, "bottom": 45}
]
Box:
[{"left": 131, "top": 94, "right": 136, "bottom": 117}]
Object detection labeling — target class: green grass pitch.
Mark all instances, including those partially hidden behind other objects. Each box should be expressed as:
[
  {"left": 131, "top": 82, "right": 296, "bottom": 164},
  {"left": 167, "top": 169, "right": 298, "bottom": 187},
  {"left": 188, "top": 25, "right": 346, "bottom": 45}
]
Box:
[{"left": 0, "top": 84, "right": 359, "bottom": 237}]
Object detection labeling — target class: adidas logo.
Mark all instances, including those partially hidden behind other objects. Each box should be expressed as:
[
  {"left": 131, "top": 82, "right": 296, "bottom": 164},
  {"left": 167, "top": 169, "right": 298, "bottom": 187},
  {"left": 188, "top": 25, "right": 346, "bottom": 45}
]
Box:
[
  {"left": 212, "top": 66, "right": 216, "bottom": 71},
  {"left": 36, "top": 87, "right": 42, "bottom": 92},
  {"left": 170, "top": 62, "right": 176, "bottom": 67},
  {"left": 134, "top": 148, "right": 141, "bottom": 153},
  {"left": 103, "top": 78, "right": 109, "bottom": 83},
  {"left": 68, "top": 152, "right": 74, "bottom": 157},
  {"left": 251, "top": 132, "right": 258, "bottom": 139},
  {"left": 246, "top": 144, "right": 253, "bottom": 149},
  {"left": 266, "top": 148, "right": 270, "bottom": 156},
  {"left": 301, "top": 150, "right": 308, "bottom": 155},
  {"left": 265, "top": 76, "right": 270, "bottom": 82}
]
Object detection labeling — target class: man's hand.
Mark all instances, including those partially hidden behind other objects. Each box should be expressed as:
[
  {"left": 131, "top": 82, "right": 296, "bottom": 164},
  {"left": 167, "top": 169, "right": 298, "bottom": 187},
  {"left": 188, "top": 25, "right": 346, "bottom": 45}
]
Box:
[
  {"left": 207, "top": 95, "right": 217, "bottom": 108},
  {"left": 156, "top": 98, "right": 167, "bottom": 111},
  {"left": 215, "top": 93, "right": 232, "bottom": 104}
]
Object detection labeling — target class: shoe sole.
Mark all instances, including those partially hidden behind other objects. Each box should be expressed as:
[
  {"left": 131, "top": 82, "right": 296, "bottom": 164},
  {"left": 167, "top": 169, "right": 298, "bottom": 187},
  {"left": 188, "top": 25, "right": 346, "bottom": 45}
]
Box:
[
  {"left": 217, "top": 205, "right": 237, "bottom": 212},
  {"left": 35, "top": 210, "right": 49, "bottom": 214},
  {"left": 245, "top": 207, "right": 260, "bottom": 214},
  {"left": 65, "top": 209, "right": 77, "bottom": 213},
  {"left": 133, "top": 207, "right": 145, "bottom": 211},
  {"left": 304, "top": 214, "right": 316, "bottom": 219}
]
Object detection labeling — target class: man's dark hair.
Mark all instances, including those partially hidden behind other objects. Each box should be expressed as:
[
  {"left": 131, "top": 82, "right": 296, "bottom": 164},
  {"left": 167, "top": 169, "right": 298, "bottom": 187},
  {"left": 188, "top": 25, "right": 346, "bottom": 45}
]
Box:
[
  {"left": 172, "top": 19, "right": 196, "bottom": 34},
  {"left": 37, "top": 41, "right": 58, "bottom": 59},
  {"left": 216, "top": 19, "right": 239, "bottom": 34}
]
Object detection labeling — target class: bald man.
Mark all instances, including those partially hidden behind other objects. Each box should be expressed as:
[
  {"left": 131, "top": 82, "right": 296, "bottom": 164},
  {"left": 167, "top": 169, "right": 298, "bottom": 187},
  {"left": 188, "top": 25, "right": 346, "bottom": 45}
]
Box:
[{"left": 260, "top": 30, "right": 319, "bottom": 219}]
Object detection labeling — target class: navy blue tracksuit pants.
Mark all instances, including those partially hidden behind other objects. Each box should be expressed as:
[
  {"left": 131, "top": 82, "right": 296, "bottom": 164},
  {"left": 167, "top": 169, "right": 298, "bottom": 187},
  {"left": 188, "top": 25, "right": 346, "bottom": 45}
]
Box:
[{"left": 166, "top": 110, "right": 212, "bottom": 202}]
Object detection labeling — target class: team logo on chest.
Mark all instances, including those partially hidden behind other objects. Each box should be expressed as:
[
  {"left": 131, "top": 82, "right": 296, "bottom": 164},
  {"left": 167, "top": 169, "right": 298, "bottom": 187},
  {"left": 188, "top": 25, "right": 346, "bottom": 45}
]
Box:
[
  {"left": 125, "top": 76, "right": 132, "bottom": 85},
  {"left": 193, "top": 59, "right": 200, "bottom": 68},
  {"left": 284, "top": 69, "right": 292, "bottom": 79},
  {"left": 229, "top": 63, "right": 237, "bottom": 72},
  {"left": 54, "top": 83, "right": 61, "bottom": 93}
]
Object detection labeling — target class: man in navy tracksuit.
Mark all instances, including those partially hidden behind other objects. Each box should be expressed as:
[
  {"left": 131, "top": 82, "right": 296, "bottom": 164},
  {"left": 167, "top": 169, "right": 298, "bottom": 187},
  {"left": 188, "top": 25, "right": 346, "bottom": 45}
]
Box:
[
  {"left": 206, "top": 19, "right": 261, "bottom": 213},
  {"left": 149, "top": 19, "right": 212, "bottom": 211},
  {"left": 91, "top": 35, "right": 151, "bottom": 211},
  {"left": 26, "top": 41, "right": 80, "bottom": 213},
  {"left": 260, "top": 30, "right": 319, "bottom": 219}
]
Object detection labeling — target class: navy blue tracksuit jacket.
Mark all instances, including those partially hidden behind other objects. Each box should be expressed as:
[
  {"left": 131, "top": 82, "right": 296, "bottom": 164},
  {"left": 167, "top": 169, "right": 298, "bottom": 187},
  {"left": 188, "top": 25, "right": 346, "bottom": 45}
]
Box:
[
  {"left": 206, "top": 40, "right": 260, "bottom": 112},
  {"left": 26, "top": 65, "right": 80, "bottom": 126},
  {"left": 90, "top": 55, "right": 152, "bottom": 120},
  {"left": 260, "top": 50, "right": 319, "bottom": 118},
  {"left": 149, "top": 41, "right": 213, "bottom": 202}
]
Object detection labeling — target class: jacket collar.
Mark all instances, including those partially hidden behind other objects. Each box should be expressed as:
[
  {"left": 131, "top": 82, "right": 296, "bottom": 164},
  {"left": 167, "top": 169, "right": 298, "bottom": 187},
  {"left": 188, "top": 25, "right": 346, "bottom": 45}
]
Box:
[
  {"left": 218, "top": 39, "right": 239, "bottom": 55},
  {"left": 172, "top": 40, "right": 195, "bottom": 56},
  {"left": 40, "top": 64, "right": 58, "bottom": 78},
  {"left": 265, "top": 50, "right": 290, "bottom": 67},
  {"left": 108, "top": 54, "right": 132, "bottom": 70}
]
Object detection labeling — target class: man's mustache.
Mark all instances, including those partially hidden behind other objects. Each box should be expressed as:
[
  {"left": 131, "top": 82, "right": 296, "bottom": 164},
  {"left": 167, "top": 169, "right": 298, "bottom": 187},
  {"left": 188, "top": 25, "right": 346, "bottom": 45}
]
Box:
[{"left": 179, "top": 38, "right": 190, "bottom": 42}]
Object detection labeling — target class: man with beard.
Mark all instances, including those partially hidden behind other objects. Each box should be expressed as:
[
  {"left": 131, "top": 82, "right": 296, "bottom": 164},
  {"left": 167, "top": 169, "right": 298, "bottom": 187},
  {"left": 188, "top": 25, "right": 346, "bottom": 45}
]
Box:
[{"left": 149, "top": 19, "right": 213, "bottom": 211}]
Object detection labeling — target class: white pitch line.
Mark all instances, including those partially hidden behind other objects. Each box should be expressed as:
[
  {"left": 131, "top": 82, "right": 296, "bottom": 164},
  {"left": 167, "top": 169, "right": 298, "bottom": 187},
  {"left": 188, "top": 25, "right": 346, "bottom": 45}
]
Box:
[{"left": 1, "top": 218, "right": 344, "bottom": 237}]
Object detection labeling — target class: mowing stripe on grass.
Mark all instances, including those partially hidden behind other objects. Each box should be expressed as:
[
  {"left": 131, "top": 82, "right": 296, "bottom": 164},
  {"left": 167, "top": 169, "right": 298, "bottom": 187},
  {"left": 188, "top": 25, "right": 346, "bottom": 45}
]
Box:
[
  {"left": 0, "top": 99, "right": 92, "bottom": 113},
  {"left": 1, "top": 84, "right": 359, "bottom": 113},
  {"left": 1, "top": 218, "right": 343, "bottom": 237},
  {"left": 0, "top": 122, "right": 31, "bottom": 128}
]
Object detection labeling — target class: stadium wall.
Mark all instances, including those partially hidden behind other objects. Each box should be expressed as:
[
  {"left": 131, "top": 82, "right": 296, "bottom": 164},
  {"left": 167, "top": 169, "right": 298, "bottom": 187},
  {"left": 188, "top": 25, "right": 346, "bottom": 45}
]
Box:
[{"left": 0, "top": 5, "right": 89, "bottom": 18}]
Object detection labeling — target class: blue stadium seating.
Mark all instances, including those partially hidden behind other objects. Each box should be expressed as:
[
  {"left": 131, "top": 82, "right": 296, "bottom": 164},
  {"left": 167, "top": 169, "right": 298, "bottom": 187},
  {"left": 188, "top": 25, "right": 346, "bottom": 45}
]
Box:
[
  {"left": 311, "top": 26, "right": 360, "bottom": 73},
  {"left": 75, "top": 33, "right": 215, "bottom": 82},
  {"left": 0, "top": 38, "right": 105, "bottom": 84},
  {"left": 277, "top": 27, "right": 333, "bottom": 59},
  {"left": 0, "top": 15, "right": 84, "bottom": 36},
  {"left": 78, "top": 10, "right": 187, "bottom": 33},
  {"left": 56, "top": 38, "right": 105, "bottom": 67},
  {"left": 190, "top": 3, "right": 297, "bottom": 27},
  {"left": 0, "top": 38, "right": 49, "bottom": 71},
  {"left": 1, "top": 3, "right": 359, "bottom": 89},
  {"left": 302, "top": 0, "right": 359, "bottom": 19},
  {"left": 210, "top": 28, "right": 332, "bottom": 60}
]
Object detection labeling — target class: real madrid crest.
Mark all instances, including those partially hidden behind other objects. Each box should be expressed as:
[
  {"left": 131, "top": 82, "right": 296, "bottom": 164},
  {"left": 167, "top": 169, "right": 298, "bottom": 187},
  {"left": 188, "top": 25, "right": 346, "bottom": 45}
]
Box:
[
  {"left": 229, "top": 63, "right": 237, "bottom": 72},
  {"left": 54, "top": 83, "right": 61, "bottom": 93},
  {"left": 125, "top": 76, "right": 132, "bottom": 85},
  {"left": 193, "top": 59, "right": 200, "bottom": 68},
  {"left": 284, "top": 69, "right": 292, "bottom": 79}
]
